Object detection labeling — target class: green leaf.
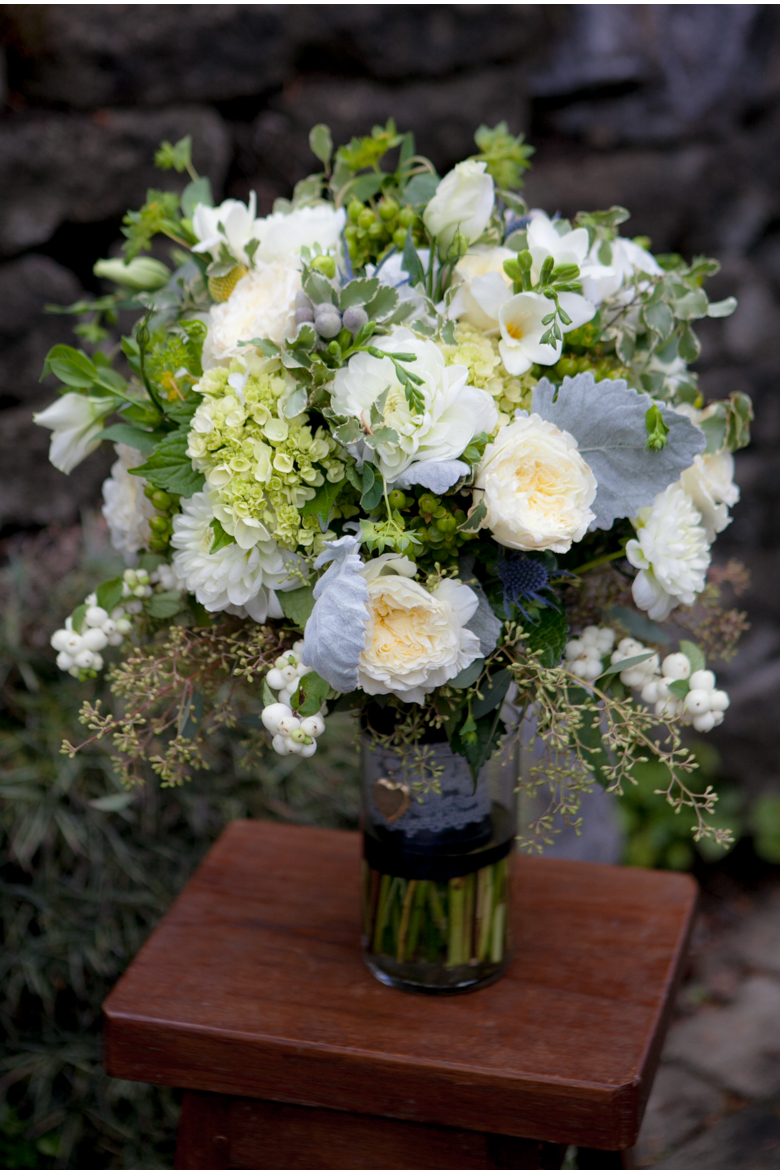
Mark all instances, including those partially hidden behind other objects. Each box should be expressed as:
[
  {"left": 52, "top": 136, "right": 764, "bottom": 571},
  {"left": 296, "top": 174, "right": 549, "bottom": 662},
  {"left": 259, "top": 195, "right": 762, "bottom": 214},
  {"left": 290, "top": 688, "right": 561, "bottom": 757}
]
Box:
[
  {"left": 279, "top": 586, "right": 316, "bottom": 630},
  {"left": 147, "top": 590, "right": 185, "bottom": 619},
  {"left": 365, "top": 285, "right": 399, "bottom": 320},
  {"left": 300, "top": 479, "right": 343, "bottom": 531},
  {"left": 309, "top": 123, "right": 333, "bottom": 169},
  {"left": 645, "top": 403, "right": 670, "bottom": 452},
  {"left": 88, "top": 793, "right": 136, "bottom": 812},
  {"left": 609, "top": 606, "right": 671, "bottom": 644},
  {"left": 403, "top": 172, "right": 440, "bottom": 209},
  {"left": 188, "top": 596, "right": 213, "bottom": 627},
  {"left": 209, "top": 517, "right": 235, "bottom": 553},
  {"left": 458, "top": 499, "right": 486, "bottom": 533},
  {"left": 523, "top": 605, "right": 568, "bottom": 669},
  {"left": 155, "top": 135, "right": 193, "bottom": 173},
  {"left": 100, "top": 423, "right": 165, "bottom": 453},
  {"left": 644, "top": 301, "right": 674, "bottom": 340},
  {"left": 672, "top": 288, "right": 709, "bottom": 321},
  {"left": 449, "top": 659, "right": 484, "bottom": 689},
  {"left": 707, "top": 296, "right": 737, "bottom": 319},
  {"left": 677, "top": 322, "right": 701, "bottom": 363},
  {"left": 282, "top": 384, "right": 309, "bottom": 419},
  {"left": 178, "top": 689, "right": 204, "bottom": 740},
  {"left": 292, "top": 174, "right": 325, "bottom": 208},
  {"left": 339, "top": 278, "right": 379, "bottom": 310},
  {"left": 303, "top": 270, "right": 337, "bottom": 306},
  {"left": 401, "top": 225, "right": 425, "bottom": 284},
  {"left": 262, "top": 676, "right": 276, "bottom": 708},
  {"left": 41, "top": 344, "right": 98, "bottom": 389},
  {"left": 361, "top": 463, "right": 384, "bottom": 510},
  {"left": 96, "top": 578, "right": 124, "bottom": 612},
  {"left": 667, "top": 679, "right": 690, "bottom": 700},
  {"left": 569, "top": 686, "right": 612, "bottom": 788},
  {"left": 291, "top": 670, "right": 330, "bottom": 716},
  {"left": 347, "top": 172, "right": 385, "bottom": 202},
  {"left": 181, "top": 177, "right": 213, "bottom": 218},
  {"left": 597, "top": 651, "right": 655, "bottom": 681},
  {"left": 71, "top": 604, "right": 87, "bottom": 634},
  {"left": 457, "top": 708, "right": 505, "bottom": 781},
  {"left": 725, "top": 391, "right": 754, "bottom": 451},
  {"left": 471, "top": 669, "right": 512, "bottom": 721},
  {"left": 131, "top": 429, "right": 205, "bottom": 497},
  {"left": 679, "top": 640, "right": 706, "bottom": 674}
]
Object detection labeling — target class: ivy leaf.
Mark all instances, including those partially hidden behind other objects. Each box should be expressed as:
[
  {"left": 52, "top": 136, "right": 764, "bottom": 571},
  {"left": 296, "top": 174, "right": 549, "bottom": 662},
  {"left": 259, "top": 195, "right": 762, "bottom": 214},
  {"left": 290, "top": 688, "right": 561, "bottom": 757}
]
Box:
[
  {"left": 300, "top": 479, "right": 343, "bottom": 531},
  {"left": 531, "top": 374, "right": 705, "bottom": 531},
  {"left": 209, "top": 517, "right": 235, "bottom": 553},
  {"left": 279, "top": 585, "right": 316, "bottom": 630},
  {"left": 458, "top": 499, "right": 487, "bottom": 533},
  {"left": 130, "top": 429, "right": 205, "bottom": 497},
  {"left": 365, "top": 285, "right": 399, "bottom": 321},
  {"left": 96, "top": 578, "right": 124, "bottom": 612},
  {"left": 339, "top": 278, "right": 379, "bottom": 310}
]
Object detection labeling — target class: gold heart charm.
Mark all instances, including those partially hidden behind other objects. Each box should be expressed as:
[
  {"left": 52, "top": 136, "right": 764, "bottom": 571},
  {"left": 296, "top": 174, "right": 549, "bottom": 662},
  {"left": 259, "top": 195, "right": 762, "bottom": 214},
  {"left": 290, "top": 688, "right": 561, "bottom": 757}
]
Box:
[{"left": 373, "top": 777, "right": 411, "bottom": 824}]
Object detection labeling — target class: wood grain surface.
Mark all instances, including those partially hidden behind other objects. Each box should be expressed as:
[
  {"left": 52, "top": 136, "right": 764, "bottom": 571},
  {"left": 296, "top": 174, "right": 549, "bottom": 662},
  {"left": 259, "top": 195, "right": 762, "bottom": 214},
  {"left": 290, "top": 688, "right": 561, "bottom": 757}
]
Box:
[{"left": 104, "top": 820, "right": 697, "bottom": 1150}]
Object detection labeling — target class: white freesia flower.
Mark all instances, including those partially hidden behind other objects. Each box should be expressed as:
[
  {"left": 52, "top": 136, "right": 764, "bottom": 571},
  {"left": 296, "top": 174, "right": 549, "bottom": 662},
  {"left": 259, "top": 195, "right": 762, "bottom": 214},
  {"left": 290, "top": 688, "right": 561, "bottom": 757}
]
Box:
[
  {"left": 498, "top": 290, "right": 595, "bottom": 375},
  {"left": 423, "top": 160, "right": 494, "bottom": 252},
  {"left": 626, "top": 483, "right": 711, "bottom": 621},
  {"left": 33, "top": 392, "right": 115, "bottom": 474},
  {"left": 253, "top": 204, "right": 346, "bottom": 264},
  {"left": 680, "top": 450, "right": 739, "bottom": 542},
  {"left": 526, "top": 211, "right": 613, "bottom": 287},
  {"left": 448, "top": 245, "right": 515, "bottom": 333},
  {"left": 101, "top": 444, "right": 156, "bottom": 558},
  {"left": 192, "top": 193, "right": 258, "bottom": 265},
  {"left": 202, "top": 262, "right": 301, "bottom": 370},
  {"left": 580, "top": 236, "right": 662, "bottom": 305},
  {"left": 474, "top": 413, "right": 597, "bottom": 552},
  {"left": 331, "top": 328, "right": 497, "bottom": 484},
  {"left": 357, "top": 563, "right": 481, "bottom": 704},
  {"left": 171, "top": 491, "right": 298, "bottom": 622}
]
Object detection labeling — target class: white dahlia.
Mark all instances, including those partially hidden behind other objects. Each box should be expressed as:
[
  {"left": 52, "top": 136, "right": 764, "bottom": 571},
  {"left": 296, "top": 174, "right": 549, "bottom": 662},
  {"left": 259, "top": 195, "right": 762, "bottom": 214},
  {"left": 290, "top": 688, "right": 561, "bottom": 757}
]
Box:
[
  {"left": 101, "top": 444, "right": 156, "bottom": 559},
  {"left": 202, "top": 262, "right": 301, "bottom": 370},
  {"left": 170, "top": 492, "right": 297, "bottom": 622},
  {"left": 626, "top": 483, "right": 711, "bottom": 622}
]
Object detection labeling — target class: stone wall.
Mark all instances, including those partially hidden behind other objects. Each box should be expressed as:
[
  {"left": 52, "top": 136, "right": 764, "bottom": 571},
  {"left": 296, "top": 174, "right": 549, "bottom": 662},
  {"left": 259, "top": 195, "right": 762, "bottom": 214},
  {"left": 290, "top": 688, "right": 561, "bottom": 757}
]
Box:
[{"left": 1, "top": 4, "right": 779, "bottom": 792}]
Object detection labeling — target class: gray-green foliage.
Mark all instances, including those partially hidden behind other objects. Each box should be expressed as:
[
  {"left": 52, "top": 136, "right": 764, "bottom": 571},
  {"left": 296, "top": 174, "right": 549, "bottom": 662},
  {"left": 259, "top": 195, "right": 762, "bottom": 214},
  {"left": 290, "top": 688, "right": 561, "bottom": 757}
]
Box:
[{"left": 0, "top": 521, "right": 359, "bottom": 1168}]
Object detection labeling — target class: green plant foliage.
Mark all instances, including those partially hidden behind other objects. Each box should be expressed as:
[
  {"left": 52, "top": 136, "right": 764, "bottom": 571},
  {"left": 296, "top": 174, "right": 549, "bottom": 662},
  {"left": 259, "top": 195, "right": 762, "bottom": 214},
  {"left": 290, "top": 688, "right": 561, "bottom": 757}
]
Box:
[{"left": 0, "top": 523, "right": 360, "bottom": 1168}]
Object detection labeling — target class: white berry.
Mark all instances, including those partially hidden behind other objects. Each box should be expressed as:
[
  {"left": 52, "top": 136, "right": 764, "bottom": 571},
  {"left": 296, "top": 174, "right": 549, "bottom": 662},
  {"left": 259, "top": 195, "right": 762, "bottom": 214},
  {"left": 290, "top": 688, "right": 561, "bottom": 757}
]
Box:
[
  {"left": 692, "top": 711, "right": 716, "bottom": 733},
  {"left": 82, "top": 627, "right": 108, "bottom": 651},
  {"left": 689, "top": 670, "right": 715, "bottom": 692},
  {"left": 661, "top": 653, "right": 691, "bottom": 680},
  {"left": 709, "top": 689, "right": 730, "bottom": 712},
  {"left": 261, "top": 703, "right": 293, "bottom": 735},
  {"left": 684, "top": 689, "right": 711, "bottom": 716},
  {"left": 300, "top": 714, "right": 325, "bottom": 738},
  {"left": 272, "top": 733, "right": 293, "bottom": 756},
  {"left": 85, "top": 606, "right": 109, "bottom": 627}
]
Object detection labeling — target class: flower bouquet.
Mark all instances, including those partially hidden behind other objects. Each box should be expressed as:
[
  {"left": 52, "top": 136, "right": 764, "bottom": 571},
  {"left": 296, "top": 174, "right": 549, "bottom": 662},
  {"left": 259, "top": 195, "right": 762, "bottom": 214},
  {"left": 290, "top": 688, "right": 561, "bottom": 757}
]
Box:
[{"left": 36, "top": 121, "right": 751, "bottom": 993}]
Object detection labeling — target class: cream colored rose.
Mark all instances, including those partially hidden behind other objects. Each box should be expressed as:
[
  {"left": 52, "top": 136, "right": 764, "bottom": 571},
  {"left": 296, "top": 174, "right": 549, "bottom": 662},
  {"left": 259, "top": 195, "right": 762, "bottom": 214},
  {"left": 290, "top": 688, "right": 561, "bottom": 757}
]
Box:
[
  {"left": 474, "top": 413, "right": 597, "bottom": 552},
  {"left": 680, "top": 450, "right": 739, "bottom": 542},
  {"left": 202, "top": 261, "right": 301, "bottom": 370},
  {"left": 357, "top": 568, "right": 481, "bottom": 704}
]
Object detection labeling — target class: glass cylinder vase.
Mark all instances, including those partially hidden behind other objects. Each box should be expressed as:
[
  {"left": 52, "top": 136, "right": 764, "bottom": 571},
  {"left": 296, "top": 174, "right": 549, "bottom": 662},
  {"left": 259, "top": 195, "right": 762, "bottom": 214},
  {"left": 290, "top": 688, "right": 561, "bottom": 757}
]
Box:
[{"left": 361, "top": 737, "right": 517, "bottom": 995}]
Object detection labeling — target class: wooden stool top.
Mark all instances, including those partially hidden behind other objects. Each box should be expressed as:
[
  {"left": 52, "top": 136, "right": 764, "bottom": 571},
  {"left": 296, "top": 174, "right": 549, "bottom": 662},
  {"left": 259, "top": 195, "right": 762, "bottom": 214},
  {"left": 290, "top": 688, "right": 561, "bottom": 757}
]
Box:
[{"left": 103, "top": 820, "right": 696, "bottom": 1150}]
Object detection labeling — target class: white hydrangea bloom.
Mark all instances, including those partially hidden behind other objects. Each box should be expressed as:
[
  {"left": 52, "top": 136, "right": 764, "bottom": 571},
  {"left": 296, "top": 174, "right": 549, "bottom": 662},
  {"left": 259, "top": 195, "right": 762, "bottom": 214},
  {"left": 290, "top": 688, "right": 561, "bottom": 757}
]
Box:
[
  {"left": 331, "top": 328, "right": 497, "bottom": 484},
  {"left": 170, "top": 491, "right": 298, "bottom": 623},
  {"left": 101, "top": 444, "right": 156, "bottom": 559},
  {"left": 202, "top": 262, "right": 301, "bottom": 370},
  {"left": 626, "top": 483, "right": 711, "bottom": 622}
]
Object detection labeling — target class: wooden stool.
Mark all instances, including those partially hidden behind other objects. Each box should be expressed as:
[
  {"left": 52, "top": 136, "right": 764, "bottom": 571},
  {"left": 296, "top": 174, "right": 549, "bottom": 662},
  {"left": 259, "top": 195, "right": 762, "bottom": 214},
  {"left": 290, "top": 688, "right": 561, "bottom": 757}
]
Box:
[{"left": 103, "top": 821, "right": 697, "bottom": 1169}]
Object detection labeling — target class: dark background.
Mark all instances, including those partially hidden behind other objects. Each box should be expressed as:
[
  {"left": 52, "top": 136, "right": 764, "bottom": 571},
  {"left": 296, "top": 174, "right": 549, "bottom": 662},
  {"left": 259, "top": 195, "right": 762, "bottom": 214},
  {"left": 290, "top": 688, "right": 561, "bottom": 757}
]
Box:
[{"left": 1, "top": 3, "right": 779, "bottom": 798}]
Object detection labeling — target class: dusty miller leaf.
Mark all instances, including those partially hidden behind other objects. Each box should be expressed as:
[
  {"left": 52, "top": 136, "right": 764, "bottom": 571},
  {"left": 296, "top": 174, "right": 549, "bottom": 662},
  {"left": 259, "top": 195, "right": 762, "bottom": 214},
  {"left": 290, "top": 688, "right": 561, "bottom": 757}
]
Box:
[
  {"left": 531, "top": 374, "right": 706, "bottom": 530},
  {"left": 300, "top": 536, "right": 369, "bottom": 692}
]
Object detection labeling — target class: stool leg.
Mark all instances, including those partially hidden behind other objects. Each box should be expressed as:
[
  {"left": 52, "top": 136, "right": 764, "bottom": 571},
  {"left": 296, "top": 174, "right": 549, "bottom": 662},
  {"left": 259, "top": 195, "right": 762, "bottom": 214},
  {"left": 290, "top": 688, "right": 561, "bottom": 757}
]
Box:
[{"left": 175, "top": 1091, "right": 231, "bottom": 1170}]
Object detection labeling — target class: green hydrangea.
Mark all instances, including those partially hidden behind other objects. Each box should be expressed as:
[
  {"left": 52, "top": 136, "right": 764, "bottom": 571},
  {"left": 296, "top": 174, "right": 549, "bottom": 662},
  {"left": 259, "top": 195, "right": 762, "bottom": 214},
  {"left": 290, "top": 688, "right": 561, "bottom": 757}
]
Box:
[
  {"left": 439, "top": 324, "right": 536, "bottom": 423},
  {"left": 188, "top": 362, "right": 347, "bottom": 552}
]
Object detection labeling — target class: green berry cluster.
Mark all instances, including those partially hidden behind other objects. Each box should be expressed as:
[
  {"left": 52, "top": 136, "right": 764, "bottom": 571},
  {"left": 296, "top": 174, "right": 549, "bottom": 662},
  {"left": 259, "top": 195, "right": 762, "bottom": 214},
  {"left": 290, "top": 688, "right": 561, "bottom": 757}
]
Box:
[
  {"left": 394, "top": 490, "right": 477, "bottom": 567},
  {"left": 143, "top": 484, "right": 181, "bottom": 552},
  {"left": 551, "top": 352, "right": 630, "bottom": 382},
  {"left": 344, "top": 198, "right": 416, "bottom": 268}
]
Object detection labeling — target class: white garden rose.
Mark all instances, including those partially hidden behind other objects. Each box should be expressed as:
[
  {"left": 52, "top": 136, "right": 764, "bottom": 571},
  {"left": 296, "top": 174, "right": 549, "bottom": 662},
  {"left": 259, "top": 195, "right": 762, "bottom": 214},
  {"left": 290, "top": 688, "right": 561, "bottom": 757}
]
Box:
[
  {"left": 202, "top": 261, "right": 301, "bottom": 370},
  {"left": 33, "top": 392, "right": 115, "bottom": 474},
  {"left": 253, "top": 204, "right": 346, "bottom": 264},
  {"left": 474, "top": 413, "right": 597, "bottom": 552},
  {"left": 331, "top": 328, "right": 497, "bottom": 484},
  {"left": 357, "top": 565, "right": 481, "bottom": 704},
  {"left": 171, "top": 491, "right": 298, "bottom": 623},
  {"left": 101, "top": 444, "right": 156, "bottom": 559},
  {"left": 626, "top": 482, "right": 711, "bottom": 622},
  {"left": 423, "top": 160, "right": 494, "bottom": 252},
  {"left": 680, "top": 450, "right": 740, "bottom": 542}
]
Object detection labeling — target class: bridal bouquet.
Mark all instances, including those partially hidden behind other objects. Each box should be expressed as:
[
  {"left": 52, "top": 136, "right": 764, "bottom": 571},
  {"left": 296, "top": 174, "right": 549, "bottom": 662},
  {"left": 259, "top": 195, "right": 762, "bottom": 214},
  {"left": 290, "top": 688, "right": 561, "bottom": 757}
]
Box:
[{"left": 36, "top": 121, "right": 751, "bottom": 847}]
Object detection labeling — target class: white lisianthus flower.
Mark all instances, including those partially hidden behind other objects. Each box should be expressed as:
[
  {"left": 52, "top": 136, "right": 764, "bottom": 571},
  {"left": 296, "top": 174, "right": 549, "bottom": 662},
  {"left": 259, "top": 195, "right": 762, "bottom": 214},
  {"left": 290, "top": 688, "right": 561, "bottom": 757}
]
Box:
[
  {"left": 171, "top": 491, "right": 299, "bottom": 622},
  {"left": 253, "top": 204, "right": 346, "bottom": 264},
  {"left": 33, "top": 392, "right": 115, "bottom": 474},
  {"left": 680, "top": 450, "right": 740, "bottom": 542},
  {"left": 331, "top": 328, "right": 497, "bottom": 484},
  {"left": 202, "top": 262, "right": 301, "bottom": 370},
  {"left": 357, "top": 562, "right": 481, "bottom": 704},
  {"left": 192, "top": 193, "right": 259, "bottom": 266},
  {"left": 498, "top": 290, "right": 595, "bottom": 375},
  {"left": 474, "top": 413, "right": 597, "bottom": 552},
  {"left": 423, "top": 160, "right": 494, "bottom": 252},
  {"left": 626, "top": 483, "right": 711, "bottom": 622},
  {"left": 448, "top": 245, "right": 515, "bottom": 333},
  {"left": 101, "top": 444, "right": 157, "bottom": 558},
  {"left": 580, "top": 236, "right": 662, "bottom": 305}
]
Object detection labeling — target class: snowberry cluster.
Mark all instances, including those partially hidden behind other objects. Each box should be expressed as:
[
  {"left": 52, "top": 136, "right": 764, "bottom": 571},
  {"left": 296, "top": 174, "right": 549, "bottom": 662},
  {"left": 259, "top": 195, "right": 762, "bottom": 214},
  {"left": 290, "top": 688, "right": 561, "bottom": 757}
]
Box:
[
  {"left": 564, "top": 625, "right": 616, "bottom": 679},
  {"left": 261, "top": 642, "right": 326, "bottom": 758},
  {"left": 51, "top": 601, "right": 133, "bottom": 677},
  {"left": 564, "top": 627, "right": 730, "bottom": 734}
]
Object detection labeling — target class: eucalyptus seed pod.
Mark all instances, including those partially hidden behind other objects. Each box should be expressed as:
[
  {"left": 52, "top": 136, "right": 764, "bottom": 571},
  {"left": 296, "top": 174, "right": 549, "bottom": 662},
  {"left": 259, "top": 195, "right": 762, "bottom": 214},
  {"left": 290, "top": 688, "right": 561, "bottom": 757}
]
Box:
[
  {"left": 342, "top": 306, "right": 369, "bottom": 334},
  {"left": 208, "top": 265, "right": 248, "bottom": 303}
]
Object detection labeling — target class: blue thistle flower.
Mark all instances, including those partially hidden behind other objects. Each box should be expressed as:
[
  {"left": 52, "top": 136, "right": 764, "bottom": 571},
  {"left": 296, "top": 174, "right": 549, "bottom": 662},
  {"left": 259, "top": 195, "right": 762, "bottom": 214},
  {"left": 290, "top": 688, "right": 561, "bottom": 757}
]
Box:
[{"left": 497, "top": 553, "right": 554, "bottom": 620}]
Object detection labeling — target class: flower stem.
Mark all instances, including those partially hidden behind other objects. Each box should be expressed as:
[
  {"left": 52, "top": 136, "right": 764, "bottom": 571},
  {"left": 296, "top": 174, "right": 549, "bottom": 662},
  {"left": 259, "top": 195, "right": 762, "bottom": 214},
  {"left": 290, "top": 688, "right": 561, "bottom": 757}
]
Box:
[
  {"left": 573, "top": 547, "right": 627, "bottom": 576},
  {"left": 447, "top": 877, "right": 466, "bottom": 967},
  {"left": 396, "top": 880, "right": 416, "bottom": 961}
]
